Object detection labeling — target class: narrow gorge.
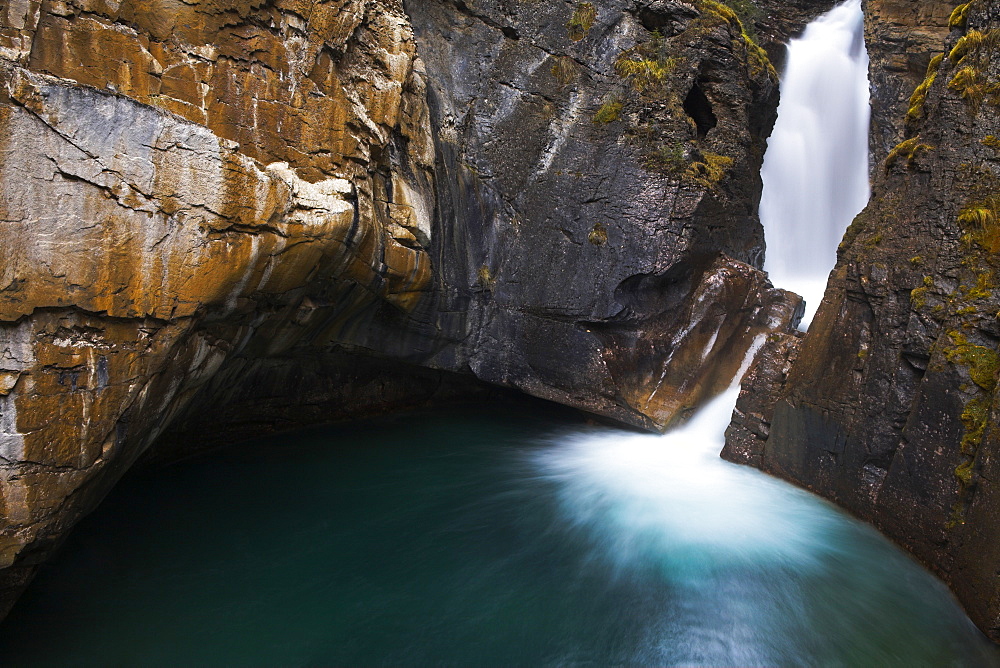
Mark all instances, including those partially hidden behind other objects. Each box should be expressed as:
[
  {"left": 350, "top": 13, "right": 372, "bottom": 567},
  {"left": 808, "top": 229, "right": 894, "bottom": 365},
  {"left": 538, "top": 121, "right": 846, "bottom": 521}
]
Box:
[{"left": 1, "top": 0, "right": 1000, "bottom": 663}]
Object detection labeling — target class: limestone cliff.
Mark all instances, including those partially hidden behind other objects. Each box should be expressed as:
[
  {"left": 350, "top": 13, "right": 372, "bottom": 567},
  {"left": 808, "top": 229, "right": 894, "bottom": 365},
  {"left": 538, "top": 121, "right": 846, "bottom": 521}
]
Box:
[
  {"left": 725, "top": 0, "right": 1000, "bottom": 642},
  {"left": 0, "top": 0, "right": 808, "bottom": 618},
  {"left": 865, "top": 0, "right": 954, "bottom": 161}
]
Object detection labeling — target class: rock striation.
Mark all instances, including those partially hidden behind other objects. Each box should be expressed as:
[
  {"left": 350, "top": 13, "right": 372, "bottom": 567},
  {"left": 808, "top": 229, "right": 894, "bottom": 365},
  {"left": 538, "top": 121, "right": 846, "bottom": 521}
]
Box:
[
  {"left": 865, "top": 0, "right": 955, "bottom": 161},
  {"left": 725, "top": 0, "right": 1000, "bottom": 642},
  {"left": 0, "top": 0, "right": 810, "bottom": 618}
]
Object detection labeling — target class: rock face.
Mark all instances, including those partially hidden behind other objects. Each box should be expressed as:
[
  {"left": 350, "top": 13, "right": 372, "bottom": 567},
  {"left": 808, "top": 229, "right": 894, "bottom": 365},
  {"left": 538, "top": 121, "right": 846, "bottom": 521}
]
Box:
[
  {"left": 864, "top": 0, "right": 954, "bottom": 161},
  {"left": 0, "top": 1, "right": 810, "bottom": 618},
  {"left": 397, "top": 0, "right": 793, "bottom": 429},
  {"left": 725, "top": 0, "right": 1000, "bottom": 641},
  {"left": 0, "top": 0, "right": 439, "bottom": 614}
]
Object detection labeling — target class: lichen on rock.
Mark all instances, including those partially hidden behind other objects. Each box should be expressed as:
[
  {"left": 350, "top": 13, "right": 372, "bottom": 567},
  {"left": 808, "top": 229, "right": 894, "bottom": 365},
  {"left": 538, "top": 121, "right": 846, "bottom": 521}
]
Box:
[{"left": 725, "top": 0, "right": 1000, "bottom": 642}]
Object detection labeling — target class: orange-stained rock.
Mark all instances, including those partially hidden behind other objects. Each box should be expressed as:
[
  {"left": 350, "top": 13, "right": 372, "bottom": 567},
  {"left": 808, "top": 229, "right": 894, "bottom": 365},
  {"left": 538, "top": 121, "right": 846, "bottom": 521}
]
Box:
[
  {"left": 0, "top": 0, "right": 816, "bottom": 623},
  {"left": 0, "top": 0, "right": 436, "bottom": 616}
]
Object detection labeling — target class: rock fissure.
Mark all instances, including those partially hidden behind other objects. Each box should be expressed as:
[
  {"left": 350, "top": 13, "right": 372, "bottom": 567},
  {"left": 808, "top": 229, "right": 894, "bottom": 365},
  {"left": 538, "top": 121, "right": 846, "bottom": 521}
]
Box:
[{"left": 0, "top": 0, "right": 934, "bottom": 632}]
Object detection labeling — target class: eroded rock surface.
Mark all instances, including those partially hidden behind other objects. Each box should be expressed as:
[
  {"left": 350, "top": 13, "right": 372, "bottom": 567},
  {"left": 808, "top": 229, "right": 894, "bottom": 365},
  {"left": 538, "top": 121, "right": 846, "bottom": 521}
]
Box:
[
  {"left": 865, "top": 0, "right": 954, "bottom": 161},
  {"left": 0, "top": 0, "right": 436, "bottom": 616},
  {"left": 725, "top": 0, "right": 1000, "bottom": 641},
  {"left": 0, "top": 0, "right": 816, "bottom": 618}
]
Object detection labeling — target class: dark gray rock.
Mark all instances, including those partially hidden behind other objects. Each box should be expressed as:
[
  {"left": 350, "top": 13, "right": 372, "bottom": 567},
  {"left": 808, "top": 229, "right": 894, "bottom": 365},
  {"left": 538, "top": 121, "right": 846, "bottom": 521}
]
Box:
[{"left": 725, "top": 0, "right": 1000, "bottom": 641}]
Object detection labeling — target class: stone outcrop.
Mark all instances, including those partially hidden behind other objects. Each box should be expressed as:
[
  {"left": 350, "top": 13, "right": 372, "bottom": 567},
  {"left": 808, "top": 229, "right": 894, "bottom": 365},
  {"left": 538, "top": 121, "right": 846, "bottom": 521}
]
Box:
[
  {"left": 865, "top": 0, "right": 954, "bottom": 161},
  {"left": 396, "top": 0, "right": 793, "bottom": 429},
  {"left": 725, "top": 0, "right": 1000, "bottom": 641},
  {"left": 0, "top": 0, "right": 814, "bottom": 618},
  {"left": 0, "top": 0, "right": 438, "bottom": 616}
]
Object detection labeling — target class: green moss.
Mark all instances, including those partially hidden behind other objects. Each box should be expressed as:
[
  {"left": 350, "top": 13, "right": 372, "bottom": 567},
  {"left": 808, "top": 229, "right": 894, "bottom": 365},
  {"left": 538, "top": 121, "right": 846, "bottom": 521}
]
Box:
[
  {"left": 949, "top": 65, "right": 985, "bottom": 109},
  {"left": 743, "top": 33, "right": 777, "bottom": 79},
  {"left": 950, "top": 29, "right": 989, "bottom": 64},
  {"left": 944, "top": 29, "right": 1000, "bottom": 115},
  {"left": 588, "top": 222, "right": 608, "bottom": 245},
  {"left": 567, "top": 3, "right": 597, "bottom": 41},
  {"left": 697, "top": 0, "right": 774, "bottom": 79},
  {"left": 550, "top": 56, "right": 579, "bottom": 86},
  {"left": 950, "top": 2, "right": 973, "bottom": 29},
  {"left": 911, "top": 285, "right": 930, "bottom": 310},
  {"left": 956, "top": 459, "right": 975, "bottom": 486},
  {"left": 947, "top": 342, "right": 1000, "bottom": 391},
  {"left": 885, "top": 137, "right": 934, "bottom": 171},
  {"left": 910, "top": 256, "right": 924, "bottom": 267},
  {"left": 960, "top": 395, "right": 990, "bottom": 455},
  {"left": 477, "top": 265, "right": 495, "bottom": 289},
  {"left": 684, "top": 152, "right": 733, "bottom": 187},
  {"left": 700, "top": 0, "right": 742, "bottom": 27},
  {"left": 645, "top": 141, "right": 688, "bottom": 173},
  {"left": 721, "top": 0, "right": 762, "bottom": 31},
  {"left": 982, "top": 135, "right": 1000, "bottom": 149},
  {"left": 906, "top": 54, "right": 943, "bottom": 122},
  {"left": 958, "top": 195, "right": 1000, "bottom": 253},
  {"left": 593, "top": 96, "right": 623, "bottom": 124},
  {"left": 614, "top": 54, "right": 678, "bottom": 92}
]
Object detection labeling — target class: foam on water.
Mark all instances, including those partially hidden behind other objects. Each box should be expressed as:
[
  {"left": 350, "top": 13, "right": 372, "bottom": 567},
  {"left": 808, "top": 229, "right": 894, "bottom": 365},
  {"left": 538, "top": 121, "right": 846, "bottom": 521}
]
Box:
[
  {"left": 5, "top": 2, "right": 1000, "bottom": 664},
  {"left": 534, "top": 386, "right": 839, "bottom": 579},
  {"left": 531, "top": 0, "right": 876, "bottom": 627}
]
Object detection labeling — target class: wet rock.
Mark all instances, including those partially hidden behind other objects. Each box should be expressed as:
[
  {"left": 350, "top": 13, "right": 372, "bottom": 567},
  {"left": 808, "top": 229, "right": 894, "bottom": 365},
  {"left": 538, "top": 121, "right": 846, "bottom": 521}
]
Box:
[
  {"left": 722, "top": 330, "right": 801, "bottom": 467},
  {"left": 0, "top": 0, "right": 435, "bottom": 617},
  {"left": 864, "top": 0, "right": 954, "bottom": 162},
  {"left": 726, "top": 0, "right": 1000, "bottom": 642},
  {"left": 0, "top": 0, "right": 829, "bottom": 619}
]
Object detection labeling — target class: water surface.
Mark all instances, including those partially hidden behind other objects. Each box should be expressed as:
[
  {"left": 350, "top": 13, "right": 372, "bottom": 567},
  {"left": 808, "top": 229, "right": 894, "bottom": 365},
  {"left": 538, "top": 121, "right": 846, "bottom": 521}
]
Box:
[{"left": 1, "top": 399, "right": 997, "bottom": 667}]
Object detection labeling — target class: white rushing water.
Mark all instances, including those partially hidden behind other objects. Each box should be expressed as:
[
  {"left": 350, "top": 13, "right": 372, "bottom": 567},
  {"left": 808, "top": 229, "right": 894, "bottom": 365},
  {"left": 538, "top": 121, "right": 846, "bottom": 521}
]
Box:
[
  {"left": 537, "top": 0, "right": 873, "bottom": 574},
  {"left": 533, "top": 2, "right": 877, "bottom": 661},
  {"left": 759, "top": 0, "right": 871, "bottom": 327}
]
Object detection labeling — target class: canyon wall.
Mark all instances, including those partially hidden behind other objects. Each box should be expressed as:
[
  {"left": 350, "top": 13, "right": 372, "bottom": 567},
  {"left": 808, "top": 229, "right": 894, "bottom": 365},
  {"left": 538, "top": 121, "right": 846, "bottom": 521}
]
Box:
[
  {"left": 726, "top": 0, "right": 1000, "bottom": 642},
  {"left": 0, "top": 0, "right": 812, "bottom": 618}
]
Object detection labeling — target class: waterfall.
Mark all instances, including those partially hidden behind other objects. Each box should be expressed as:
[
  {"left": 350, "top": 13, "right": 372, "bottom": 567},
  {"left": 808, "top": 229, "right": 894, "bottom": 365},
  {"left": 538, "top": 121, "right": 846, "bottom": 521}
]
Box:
[
  {"left": 759, "top": 0, "right": 871, "bottom": 327},
  {"left": 532, "top": 2, "right": 880, "bottom": 659}
]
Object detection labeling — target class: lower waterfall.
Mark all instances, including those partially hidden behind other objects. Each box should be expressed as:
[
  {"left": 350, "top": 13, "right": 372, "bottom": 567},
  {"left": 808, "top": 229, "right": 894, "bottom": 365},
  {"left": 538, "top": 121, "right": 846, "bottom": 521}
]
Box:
[{"left": 2, "top": 1, "right": 1000, "bottom": 666}]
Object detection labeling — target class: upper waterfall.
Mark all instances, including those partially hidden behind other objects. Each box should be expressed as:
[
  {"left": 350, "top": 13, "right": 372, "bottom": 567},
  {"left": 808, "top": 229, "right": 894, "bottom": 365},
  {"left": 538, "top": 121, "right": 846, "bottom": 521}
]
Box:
[{"left": 759, "top": 0, "right": 871, "bottom": 327}]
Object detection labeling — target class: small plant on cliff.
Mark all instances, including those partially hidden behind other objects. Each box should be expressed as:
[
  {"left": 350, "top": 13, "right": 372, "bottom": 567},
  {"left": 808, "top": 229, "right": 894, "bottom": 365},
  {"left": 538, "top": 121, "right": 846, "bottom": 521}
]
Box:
[
  {"left": 950, "top": 2, "right": 973, "bottom": 29},
  {"left": 885, "top": 137, "right": 934, "bottom": 171},
  {"left": 551, "top": 56, "right": 579, "bottom": 86},
  {"left": 958, "top": 194, "right": 1000, "bottom": 252},
  {"left": 945, "top": 28, "right": 1000, "bottom": 113},
  {"left": 645, "top": 142, "right": 688, "bottom": 173},
  {"left": 946, "top": 331, "right": 1000, "bottom": 392},
  {"left": 593, "top": 95, "right": 623, "bottom": 124},
  {"left": 693, "top": 1, "right": 776, "bottom": 82},
  {"left": 949, "top": 66, "right": 986, "bottom": 110},
  {"left": 948, "top": 29, "right": 1000, "bottom": 65},
  {"left": 700, "top": 0, "right": 741, "bottom": 28},
  {"left": 614, "top": 54, "right": 679, "bottom": 92},
  {"left": 567, "top": 3, "right": 597, "bottom": 41},
  {"left": 477, "top": 265, "right": 495, "bottom": 290},
  {"left": 743, "top": 34, "right": 777, "bottom": 79},
  {"left": 721, "top": 0, "right": 762, "bottom": 35},
  {"left": 906, "top": 53, "right": 943, "bottom": 123},
  {"left": 588, "top": 222, "right": 609, "bottom": 245},
  {"left": 684, "top": 152, "right": 733, "bottom": 187}
]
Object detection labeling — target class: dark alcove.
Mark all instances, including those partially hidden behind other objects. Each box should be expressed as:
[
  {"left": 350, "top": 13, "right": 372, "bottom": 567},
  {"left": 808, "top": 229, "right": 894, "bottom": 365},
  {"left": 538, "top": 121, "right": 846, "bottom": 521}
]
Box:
[{"left": 684, "top": 83, "right": 717, "bottom": 138}]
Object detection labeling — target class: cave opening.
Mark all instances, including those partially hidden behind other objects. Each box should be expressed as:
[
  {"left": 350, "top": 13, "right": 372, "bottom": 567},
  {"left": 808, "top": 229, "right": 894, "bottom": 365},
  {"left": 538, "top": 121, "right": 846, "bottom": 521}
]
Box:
[{"left": 683, "top": 82, "right": 717, "bottom": 138}]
